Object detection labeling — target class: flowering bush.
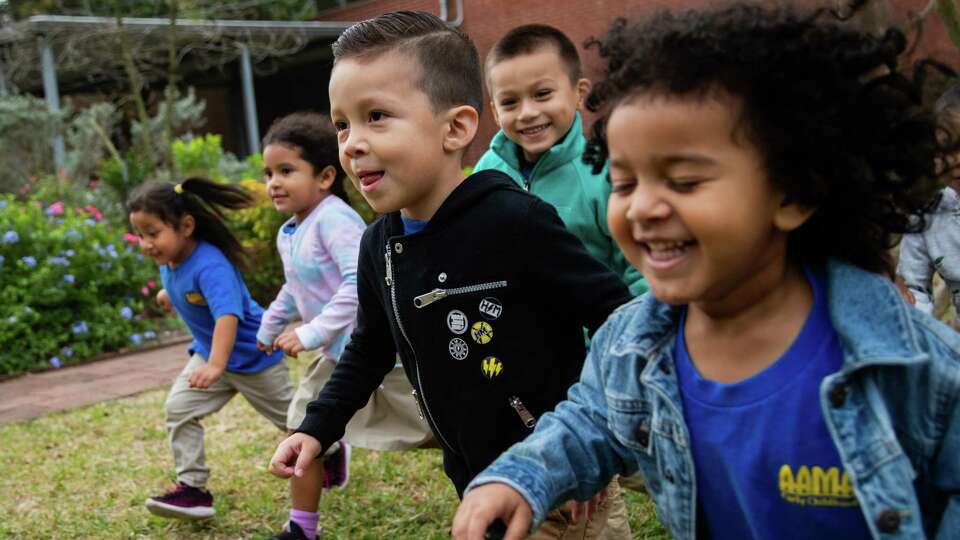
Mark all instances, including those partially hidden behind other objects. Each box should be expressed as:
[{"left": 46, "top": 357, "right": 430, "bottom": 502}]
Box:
[{"left": 0, "top": 195, "right": 167, "bottom": 375}]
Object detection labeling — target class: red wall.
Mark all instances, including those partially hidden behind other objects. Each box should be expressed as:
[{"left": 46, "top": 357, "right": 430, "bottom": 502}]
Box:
[{"left": 319, "top": 0, "right": 960, "bottom": 165}]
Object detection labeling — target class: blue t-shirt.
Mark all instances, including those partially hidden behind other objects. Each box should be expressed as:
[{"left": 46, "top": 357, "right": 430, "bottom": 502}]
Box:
[
  {"left": 400, "top": 214, "right": 429, "bottom": 235},
  {"left": 160, "top": 240, "right": 283, "bottom": 373},
  {"left": 674, "top": 269, "right": 870, "bottom": 540}
]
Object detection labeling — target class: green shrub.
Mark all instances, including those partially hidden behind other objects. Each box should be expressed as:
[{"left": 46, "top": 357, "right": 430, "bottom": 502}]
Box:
[
  {"left": 229, "top": 178, "right": 287, "bottom": 307},
  {"left": 0, "top": 194, "right": 167, "bottom": 375}
]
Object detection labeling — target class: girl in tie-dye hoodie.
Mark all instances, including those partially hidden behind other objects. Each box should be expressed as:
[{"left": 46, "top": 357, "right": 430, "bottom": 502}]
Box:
[{"left": 256, "top": 113, "right": 431, "bottom": 540}]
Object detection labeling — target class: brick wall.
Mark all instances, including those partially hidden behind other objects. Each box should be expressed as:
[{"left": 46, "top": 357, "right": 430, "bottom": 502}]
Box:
[{"left": 319, "top": 0, "right": 960, "bottom": 165}]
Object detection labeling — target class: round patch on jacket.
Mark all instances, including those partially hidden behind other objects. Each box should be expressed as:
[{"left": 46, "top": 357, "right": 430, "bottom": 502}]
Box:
[
  {"left": 478, "top": 297, "right": 502, "bottom": 320},
  {"left": 480, "top": 356, "right": 503, "bottom": 379},
  {"left": 470, "top": 321, "right": 493, "bottom": 345},
  {"left": 448, "top": 338, "right": 469, "bottom": 360},
  {"left": 447, "top": 309, "right": 468, "bottom": 334}
]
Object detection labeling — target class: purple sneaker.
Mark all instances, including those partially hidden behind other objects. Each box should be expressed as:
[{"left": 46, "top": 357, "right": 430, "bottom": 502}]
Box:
[
  {"left": 145, "top": 482, "right": 215, "bottom": 519},
  {"left": 323, "top": 441, "right": 351, "bottom": 489}
]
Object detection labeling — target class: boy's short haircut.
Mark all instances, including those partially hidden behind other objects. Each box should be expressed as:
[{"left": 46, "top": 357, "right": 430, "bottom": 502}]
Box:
[
  {"left": 331, "top": 11, "right": 483, "bottom": 115},
  {"left": 583, "top": 5, "right": 946, "bottom": 276},
  {"left": 485, "top": 24, "right": 582, "bottom": 84}
]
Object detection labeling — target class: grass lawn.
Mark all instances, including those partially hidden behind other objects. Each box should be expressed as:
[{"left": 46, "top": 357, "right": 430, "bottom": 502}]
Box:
[{"left": 0, "top": 363, "right": 668, "bottom": 539}]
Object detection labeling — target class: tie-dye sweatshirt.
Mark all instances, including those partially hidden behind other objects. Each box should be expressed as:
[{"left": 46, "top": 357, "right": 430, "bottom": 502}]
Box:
[{"left": 256, "top": 195, "right": 365, "bottom": 358}]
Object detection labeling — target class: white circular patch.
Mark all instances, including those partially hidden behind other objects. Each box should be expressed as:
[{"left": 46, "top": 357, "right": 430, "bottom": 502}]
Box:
[
  {"left": 447, "top": 309, "right": 468, "bottom": 334},
  {"left": 448, "top": 337, "right": 469, "bottom": 360}
]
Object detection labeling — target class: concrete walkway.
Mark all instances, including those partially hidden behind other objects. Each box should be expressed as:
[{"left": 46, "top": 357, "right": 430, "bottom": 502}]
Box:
[{"left": 0, "top": 339, "right": 192, "bottom": 425}]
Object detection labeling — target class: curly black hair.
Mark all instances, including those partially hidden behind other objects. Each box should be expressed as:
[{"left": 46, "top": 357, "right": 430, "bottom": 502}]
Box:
[
  {"left": 583, "top": 4, "right": 950, "bottom": 275},
  {"left": 262, "top": 112, "right": 348, "bottom": 202}
]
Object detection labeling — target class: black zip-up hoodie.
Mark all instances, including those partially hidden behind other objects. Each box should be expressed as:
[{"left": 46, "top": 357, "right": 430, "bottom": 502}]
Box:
[{"left": 297, "top": 170, "right": 632, "bottom": 495}]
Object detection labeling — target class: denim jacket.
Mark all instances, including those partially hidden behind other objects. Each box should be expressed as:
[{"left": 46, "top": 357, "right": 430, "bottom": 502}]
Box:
[{"left": 468, "top": 260, "right": 960, "bottom": 539}]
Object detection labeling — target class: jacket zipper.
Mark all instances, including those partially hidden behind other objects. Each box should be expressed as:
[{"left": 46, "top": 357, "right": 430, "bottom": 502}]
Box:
[
  {"left": 508, "top": 396, "right": 536, "bottom": 428},
  {"left": 411, "top": 389, "right": 424, "bottom": 420},
  {"left": 414, "top": 280, "right": 508, "bottom": 309},
  {"left": 385, "top": 241, "right": 458, "bottom": 455}
]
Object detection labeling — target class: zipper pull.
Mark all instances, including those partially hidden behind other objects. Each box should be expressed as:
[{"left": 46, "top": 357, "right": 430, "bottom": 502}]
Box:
[
  {"left": 384, "top": 244, "right": 393, "bottom": 286},
  {"left": 509, "top": 396, "right": 536, "bottom": 428},
  {"left": 414, "top": 288, "right": 447, "bottom": 308},
  {"left": 411, "top": 389, "right": 425, "bottom": 421}
]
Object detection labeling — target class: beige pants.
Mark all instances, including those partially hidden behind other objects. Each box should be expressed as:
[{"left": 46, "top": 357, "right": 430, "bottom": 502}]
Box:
[
  {"left": 287, "top": 351, "right": 434, "bottom": 451},
  {"left": 165, "top": 354, "right": 293, "bottom": 488},
  {"left": 528, "top": 480, "right": 632, "bottom": 540}
]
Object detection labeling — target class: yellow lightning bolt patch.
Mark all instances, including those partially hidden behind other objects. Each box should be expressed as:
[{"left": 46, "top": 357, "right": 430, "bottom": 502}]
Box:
[{"left": 481, "top": 356, "right": 503, "bottom": 379}]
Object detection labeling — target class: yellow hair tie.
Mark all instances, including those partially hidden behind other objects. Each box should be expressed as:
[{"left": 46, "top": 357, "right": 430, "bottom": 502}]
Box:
[{"left": 174, "top": 183, "right": 183, "bottom": 194}]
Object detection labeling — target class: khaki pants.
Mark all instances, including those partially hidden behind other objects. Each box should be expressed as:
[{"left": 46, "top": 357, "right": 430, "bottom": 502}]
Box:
[
  {"left": 528, "top": 480, "right": 632, "bottom": 540},
  {"left": 287, "top": 351, "right": 433, "bottom": 451},
  {"left": 165, "top": 354, "right": 293, "bottom": 488}
]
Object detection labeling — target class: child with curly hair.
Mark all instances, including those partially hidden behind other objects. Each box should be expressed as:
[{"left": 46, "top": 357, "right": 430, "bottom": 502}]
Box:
[{"left": 453, "top": 4, "right": 960, "bottom": 540}]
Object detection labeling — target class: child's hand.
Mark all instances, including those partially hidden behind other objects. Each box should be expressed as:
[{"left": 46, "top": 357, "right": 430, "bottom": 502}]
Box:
[
  {"left": 188, "top": 363, "right": 224, "bottom": 388},
  {"left": 256, "top": 340, "right": 274, "bottom": 354},
  {"left": 156, "top": 289, "right": 173, "bottom": 312},
  {"left": 452, "top": 483, "right": 532, "bottom": 540},
  {"left": 566, "top": 485, "right": 607, "bottom": 523},
  {"left": 273, "top": 331, "right": 306, "bottom": 357},
  {"left": 269, "top": 432, "right": 322, "bottom": 479}
]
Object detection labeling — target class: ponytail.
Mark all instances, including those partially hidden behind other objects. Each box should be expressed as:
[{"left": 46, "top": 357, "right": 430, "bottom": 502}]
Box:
[{"left": 127, "top": 177, "right": 253, "bottom": 270}]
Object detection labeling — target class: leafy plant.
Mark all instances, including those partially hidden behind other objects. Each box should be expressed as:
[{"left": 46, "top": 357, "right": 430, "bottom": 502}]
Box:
[{"left": 0, "top": 194, "right": 167, "bottom": 375}]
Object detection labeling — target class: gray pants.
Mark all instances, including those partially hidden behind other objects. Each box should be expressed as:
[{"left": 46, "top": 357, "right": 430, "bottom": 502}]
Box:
[{"left": 165, "top": 354, "right": 293, "bottom": 488}]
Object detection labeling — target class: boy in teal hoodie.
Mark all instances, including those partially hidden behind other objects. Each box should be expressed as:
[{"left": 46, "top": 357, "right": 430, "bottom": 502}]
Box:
[{"left": 475, "top": 24, "right": 646, "bottom": 295}]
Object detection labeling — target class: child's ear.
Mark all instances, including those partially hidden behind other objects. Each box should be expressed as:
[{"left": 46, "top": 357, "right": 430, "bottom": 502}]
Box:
[
  {"left": 442, "top": 105, "right": 479, "bottom": 153},
  {"left": 180, "top": 214, "right": 196, "bottom": 237},
  {"left": 575, "top": 78, "right": 592, "bottom": 109},
  {"left": 773, "top": 196, "right": 816, "bottom": 232},
  {"left": 317, "top": 165, "right": 338, "bottom": 191}
]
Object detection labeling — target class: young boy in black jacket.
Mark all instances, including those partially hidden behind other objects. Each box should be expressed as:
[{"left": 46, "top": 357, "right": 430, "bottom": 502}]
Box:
[{"left": 268, "top": 11, "right": 632, "bottom": 539}]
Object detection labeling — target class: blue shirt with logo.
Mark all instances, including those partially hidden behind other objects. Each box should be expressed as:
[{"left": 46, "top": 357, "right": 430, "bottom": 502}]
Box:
[
  {"left": 160, "top": 240, "right": 283, "bottom": 373},
  {"left": 674, "top": 269, "right": 871, "bottom": 539}
]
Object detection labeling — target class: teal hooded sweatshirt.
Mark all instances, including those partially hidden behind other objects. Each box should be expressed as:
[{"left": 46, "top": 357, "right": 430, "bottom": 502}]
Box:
[{"left": 474, "top": 112, "right": 647, "bottom": 296}]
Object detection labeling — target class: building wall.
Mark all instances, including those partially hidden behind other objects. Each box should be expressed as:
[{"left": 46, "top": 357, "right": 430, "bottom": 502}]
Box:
[{"left": 319, "top": 0, "right": 960, "bottom": 165}]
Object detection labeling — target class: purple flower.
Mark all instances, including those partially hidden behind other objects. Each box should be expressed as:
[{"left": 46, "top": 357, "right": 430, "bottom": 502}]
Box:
[
  {"left": 61, "top": 346, "right": 73, "bottom": 357},
  {"left": 72, "top": 321, "right": 89, "bottom": 335},
  {"left": 64, "top": 249, "right": 75, "bottom": 257},
  {"left": 0, "top": 255, "right": 4, "bottom": 267},
  {"left": 129, "top": 333, "right": 143, "bottom": 346},
  {"left": 63, "top": 274, "right": 75, "bottom": 284},
  {"left": 21, "top": 256, "right": 36, "bottom": 268},
  {"left": 49, "top": 357, "right": 62, "bottom": 369},
  {"left": 2, "top": 231, "right": 18, "bottom": 244},
  {"left": 119, "top": 306, "right": 134, "bottom": 320},
  {"left": 0, "top": 200, "right": 7, "bottom": 209},
  {"left": 84, "top": 219, "right": 96, "bottom": 227},
  {"left": 65, "top": 229, "right": 82, "bottom": 241},
  {"left": 49, "top": 257, "right": 70, "bottom": 266},
  {"left": 143, "top": 330, "right": 157, "bottom": 340}
]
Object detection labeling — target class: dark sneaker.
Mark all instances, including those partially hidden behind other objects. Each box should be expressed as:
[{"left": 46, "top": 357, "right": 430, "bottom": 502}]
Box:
[
  {"left": 323, "top": 441, "right": 351, "bottom": 489},
  {"left": 269, "top": 520, "right": 320, "bottom": 540},
  {"left": 144, "top": 482, "right": 215, "bottom": 519}
]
